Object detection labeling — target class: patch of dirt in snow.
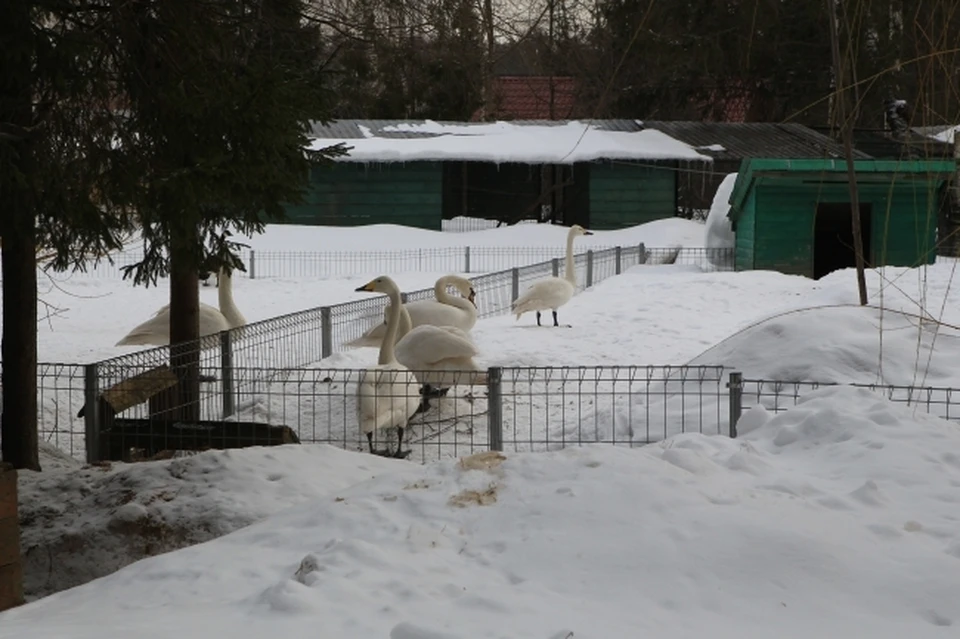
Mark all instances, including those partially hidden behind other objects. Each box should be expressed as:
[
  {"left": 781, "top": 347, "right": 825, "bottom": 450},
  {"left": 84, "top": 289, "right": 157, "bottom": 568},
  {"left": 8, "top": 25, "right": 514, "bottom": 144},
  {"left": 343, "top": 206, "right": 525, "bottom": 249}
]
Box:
[{"left": 17, "top": 443, "right": 409, "bottom": 601}]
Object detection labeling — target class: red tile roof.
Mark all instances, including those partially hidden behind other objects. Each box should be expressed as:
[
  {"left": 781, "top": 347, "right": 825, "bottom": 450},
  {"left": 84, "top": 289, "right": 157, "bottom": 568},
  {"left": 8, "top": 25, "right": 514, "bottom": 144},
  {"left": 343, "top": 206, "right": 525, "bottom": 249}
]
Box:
[{"left": 472, "top": 76, "right": 582, "bottom": 121}]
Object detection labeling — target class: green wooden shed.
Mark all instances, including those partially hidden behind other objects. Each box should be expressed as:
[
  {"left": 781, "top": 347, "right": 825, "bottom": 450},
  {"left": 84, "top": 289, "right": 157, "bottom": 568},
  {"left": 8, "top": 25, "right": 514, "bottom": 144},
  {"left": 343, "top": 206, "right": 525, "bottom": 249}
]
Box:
[
  {"left": 728, "top": 158, "right": 957, "bottom": 279},
  {"left": 286, "top": 120, "right": 709, "bottom": 231}
]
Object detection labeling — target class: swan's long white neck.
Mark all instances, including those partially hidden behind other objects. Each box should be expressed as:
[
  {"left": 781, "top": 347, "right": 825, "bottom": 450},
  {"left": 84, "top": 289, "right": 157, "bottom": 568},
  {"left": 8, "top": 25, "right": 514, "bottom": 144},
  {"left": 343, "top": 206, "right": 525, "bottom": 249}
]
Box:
[
  {"left": 434, "top": 275, "right": 474, "bottom": 313},
  {"left": 380, "top": 283, "right": 404, "bottom": 365},
  {"left": 218, "top": 269, "right": 245, "bottom": 327},
  {"left": 564, "top": 228, "right": 577, "bottom": 285}
]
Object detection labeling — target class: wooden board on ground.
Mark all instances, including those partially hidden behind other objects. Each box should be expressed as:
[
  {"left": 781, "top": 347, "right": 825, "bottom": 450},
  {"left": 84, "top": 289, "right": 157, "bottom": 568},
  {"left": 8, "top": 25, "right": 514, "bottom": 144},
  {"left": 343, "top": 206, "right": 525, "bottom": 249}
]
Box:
[{"left": 99, "top": 418, "right": 300, "bottom": 462}]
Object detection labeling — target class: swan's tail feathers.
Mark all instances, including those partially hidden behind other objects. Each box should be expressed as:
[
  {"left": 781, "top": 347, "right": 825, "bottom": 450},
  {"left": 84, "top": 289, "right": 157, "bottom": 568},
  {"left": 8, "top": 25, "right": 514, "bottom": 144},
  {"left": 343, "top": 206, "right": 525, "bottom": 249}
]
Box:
[
  {"left": 115, "top": 332, "right": 167, "bottom": 347},
  {"left": 347, "top": 322, "right": 388, "bottom": 348}
]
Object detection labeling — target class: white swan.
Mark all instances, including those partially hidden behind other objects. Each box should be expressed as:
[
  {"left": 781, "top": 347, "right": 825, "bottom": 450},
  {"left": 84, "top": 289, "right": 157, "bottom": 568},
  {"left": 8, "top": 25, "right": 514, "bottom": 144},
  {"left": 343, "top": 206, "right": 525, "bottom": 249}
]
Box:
[
  {"left": 348, "top": 274, "right": 477, "bottom": 348},
  {"left": 393, "top": 306, "right": 487, "bottom": 411},
  {"left": 116, "top": 267, "right": 247, "bottom": 346},
  {"left": 355, "top": 275, "right": 422, "bottom": 458},
  {"left": 512, "top": 224, "right": 593, "bottom": 327}
]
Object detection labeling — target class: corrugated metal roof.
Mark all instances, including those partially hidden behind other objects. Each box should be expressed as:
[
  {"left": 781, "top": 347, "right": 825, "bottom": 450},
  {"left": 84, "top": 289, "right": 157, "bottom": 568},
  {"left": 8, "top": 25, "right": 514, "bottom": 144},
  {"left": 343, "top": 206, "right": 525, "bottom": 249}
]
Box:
[
  {"left": 638, "top": 121, "right": 871, "bottom": 160},
  {"left": 308, "top": 119, "right": 642, "bottom": 140}
]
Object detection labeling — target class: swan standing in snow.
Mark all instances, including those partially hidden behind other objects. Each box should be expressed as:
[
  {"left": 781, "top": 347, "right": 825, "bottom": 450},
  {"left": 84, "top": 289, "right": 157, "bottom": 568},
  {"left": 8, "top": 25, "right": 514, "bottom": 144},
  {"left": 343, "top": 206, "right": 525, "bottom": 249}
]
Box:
[
  {"left": 512, "top": 224, "right": 593, "bottom": 327},
  {"left": 116, "top": 267, "right": 247, "bottom": 346},
  {"left": 393, "top": 305, "right": 487, "bottom": 412},
  {"left": 348, "top": 274, "right": 477, "bottom": 348},
  {"left": 355, "top": 275, "right": 422, "bottom": 458}
]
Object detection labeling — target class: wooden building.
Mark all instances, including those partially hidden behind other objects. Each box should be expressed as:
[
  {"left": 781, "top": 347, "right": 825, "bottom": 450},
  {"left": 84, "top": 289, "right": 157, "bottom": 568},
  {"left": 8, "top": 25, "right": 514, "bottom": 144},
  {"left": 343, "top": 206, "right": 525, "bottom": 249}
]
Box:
[
  {"left": 287, "top": 119, "right": 710, "bottom": 231},
  {"left": 727, "top": 158, "right": 957, "bottom": 279}
]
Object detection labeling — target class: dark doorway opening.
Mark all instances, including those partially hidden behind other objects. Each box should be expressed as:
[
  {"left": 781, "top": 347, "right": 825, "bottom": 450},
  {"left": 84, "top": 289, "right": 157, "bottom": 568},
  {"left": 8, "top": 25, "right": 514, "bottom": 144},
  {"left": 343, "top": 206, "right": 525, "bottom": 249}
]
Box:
[{"left": 814, "top": 203, "right": 872, "bottom": 279}]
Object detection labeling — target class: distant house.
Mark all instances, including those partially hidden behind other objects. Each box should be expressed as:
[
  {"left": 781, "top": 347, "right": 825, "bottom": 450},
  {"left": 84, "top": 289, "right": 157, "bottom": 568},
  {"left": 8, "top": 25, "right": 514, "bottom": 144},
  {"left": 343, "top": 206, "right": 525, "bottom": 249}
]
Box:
[
  {"left": 289, "top": 119, "right": 710, "bottom": 231},
  {"left": 471, "top": 76, "right": 583, "bottom": 122}
]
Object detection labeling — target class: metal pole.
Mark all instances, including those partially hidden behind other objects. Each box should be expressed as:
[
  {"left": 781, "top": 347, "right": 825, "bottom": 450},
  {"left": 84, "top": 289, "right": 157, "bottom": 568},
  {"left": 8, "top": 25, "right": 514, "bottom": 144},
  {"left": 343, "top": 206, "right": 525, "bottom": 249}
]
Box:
[
  {"left": 586, "top": 250, "right": 594, "bottom": 287},
  {"left": 83, "top": 364, "right": 100, "bottom": 464},
  {"left": 220, "top": 331, "right": 235, "bottom": 418},
  {"left": 487, "top": 367, "right": 503, "bottom": 451},
  {"left": 465, "top": 246, "right": 471, "bottom": 273},
  {"left": 321, "top": 306, "right": 333, "bottom": 359},
  {"left": 727, "top": 371, "right": 743, "bottom": 439},
  {"left": 511, "top": 268, "right": 520, "bottom": 303},
  {"left": 615, "top": 246, "right": 622, "bottom": 274},
  {"left": 248, "top": 249, "right": 256, "bottom": 279},
  {"left": 638, "top": 242, "right": 647, "bottom": 265},
  {"left": 551, "top": 257, "right": 559, "bottom": 277}
]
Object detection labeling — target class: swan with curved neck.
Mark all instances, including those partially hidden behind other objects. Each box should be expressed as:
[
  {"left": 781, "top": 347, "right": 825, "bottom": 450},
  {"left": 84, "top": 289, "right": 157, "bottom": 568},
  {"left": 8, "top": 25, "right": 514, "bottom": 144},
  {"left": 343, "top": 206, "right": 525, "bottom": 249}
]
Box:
[
  {"left": 354, "top": 275, "right": 421, "bottom": 457},
  {"left": 116, "top": 267, "right": 246, "bottom": 346},
  {"left": 511, "top": 224, "right": 593, "bottom": 327},
  {"left": 348, "top": 274, "right": 477, "bottom": 348}
]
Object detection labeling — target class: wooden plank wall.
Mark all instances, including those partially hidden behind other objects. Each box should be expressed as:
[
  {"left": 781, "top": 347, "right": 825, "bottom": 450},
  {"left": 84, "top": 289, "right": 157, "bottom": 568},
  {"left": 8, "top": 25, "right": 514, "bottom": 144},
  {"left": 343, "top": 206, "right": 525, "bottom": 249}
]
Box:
[
  {"left": 282, "top": 161, "right": 444, "bottom": 230},
  {"left": 589, "top": 161, "right": 677, "bottom": 230}
]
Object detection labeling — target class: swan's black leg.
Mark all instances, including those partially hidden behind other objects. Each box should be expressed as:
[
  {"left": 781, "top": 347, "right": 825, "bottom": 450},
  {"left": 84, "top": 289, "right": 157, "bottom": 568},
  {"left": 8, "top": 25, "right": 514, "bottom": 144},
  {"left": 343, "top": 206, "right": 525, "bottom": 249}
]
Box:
[
  {"left": 420, "top": 384, "right": 447, "bottom": 399},
  {"left": 366, "top": 431, "right": 374, "bottom": 453},
  {"left": 394, "top": 427, "right": 406, "bottom": 458},
  {"left": 552, "top": 310, "right": 559, "bottom": 327},
  {"left": 536, "top": 311, "right": 542, "bottom": 326}
]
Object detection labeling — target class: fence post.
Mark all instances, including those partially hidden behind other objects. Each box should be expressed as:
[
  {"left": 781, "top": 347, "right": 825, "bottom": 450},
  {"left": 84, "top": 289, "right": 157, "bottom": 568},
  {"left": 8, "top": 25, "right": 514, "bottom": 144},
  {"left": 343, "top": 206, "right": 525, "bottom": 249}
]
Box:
[
  {"left": 638, "top": 242, "right": 647, "bottom": 265},
  {"left": 551, "top": 257, "right": 559, "bottom": 277},
  {"left": 321, "top": 306, "right": 333, "bottom": 359},
  {"left": 83, "top": 363, "right": 100, "bottom": 464},
  {"left": 249, "top": 249, "right": 256, "bottom": 279},
  {"left": 400, "top": 292, "right": 409, "bottom": 304},
  {"left": 586, "top": 250, "right": 594, "bottom": 287},
  {"left": 727, "top": 371, "right": 743, "bottom": 438},
  {"left": 220, "top": 331, "right": 235, "bottom": 418},
  {"left": 511, "top": 268, "right": 519, "bottom": 303},
  {"left": 615, "top": 246, "right": 622, "bottom": 274},
  {"left": 464, "top": 246, "right": 471, "bottom": 273},
  {"left": 487, "top": 366, "right": 503, "bottom": 452}
]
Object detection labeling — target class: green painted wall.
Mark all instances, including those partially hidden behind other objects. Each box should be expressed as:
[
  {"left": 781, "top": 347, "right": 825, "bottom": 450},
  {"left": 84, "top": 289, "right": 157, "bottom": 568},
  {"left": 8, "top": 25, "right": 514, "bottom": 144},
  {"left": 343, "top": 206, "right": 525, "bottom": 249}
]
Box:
[
  {"left": 741, "top": 182, "right": 938, "bottom": 278},
  {"left": 871, "top": 187, "right": 939, "bottom": 267},
  {"left": 588, "top": 161, "right": 676, "bottom": 230},
  {"left": 281, "top": 161, "right": 443, "bottom": 229},
  {"left": 734, "top": 189, "right": 757, "bottom": 271}
]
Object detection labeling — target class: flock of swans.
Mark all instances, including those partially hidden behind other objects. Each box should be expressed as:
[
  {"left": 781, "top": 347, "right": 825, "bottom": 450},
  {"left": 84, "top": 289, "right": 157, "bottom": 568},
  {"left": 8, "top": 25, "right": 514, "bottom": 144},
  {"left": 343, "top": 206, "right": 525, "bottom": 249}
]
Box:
[
  {"left": 352, "top": 224, "right": 593, "bottom": 457},
  {"left": 112, "top": 224, "right": 594, "bottom": 458}
]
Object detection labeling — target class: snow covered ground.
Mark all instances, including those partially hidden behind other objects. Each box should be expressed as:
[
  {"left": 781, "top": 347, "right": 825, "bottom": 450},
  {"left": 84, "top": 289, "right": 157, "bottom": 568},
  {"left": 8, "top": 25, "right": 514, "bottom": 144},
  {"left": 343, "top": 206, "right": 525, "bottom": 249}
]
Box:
[
  {"left": 5, "top": 217, "right": 960, "bottom": 635},
  {"left": 5, "top": 386, "right": 960, "bottom": 638}
]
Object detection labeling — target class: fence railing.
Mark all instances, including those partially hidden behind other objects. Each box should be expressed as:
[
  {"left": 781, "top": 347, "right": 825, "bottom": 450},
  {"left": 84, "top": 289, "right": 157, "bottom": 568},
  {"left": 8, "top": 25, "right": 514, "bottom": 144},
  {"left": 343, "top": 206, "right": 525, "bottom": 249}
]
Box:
[
  {"left": 29, "top": 363, "right": 960, "bottom": 464},
  {"left": 68, "top": 244, "right": 737, "bottom": 279},
  {"left": 25, "top": 245, "right": 735, "bottom": 459},
  {"left": 733, "top": 377, "right": 960, "bottom": 429},
  {"left": 39, "top": 364, "right": 730, "bottom": 464}
]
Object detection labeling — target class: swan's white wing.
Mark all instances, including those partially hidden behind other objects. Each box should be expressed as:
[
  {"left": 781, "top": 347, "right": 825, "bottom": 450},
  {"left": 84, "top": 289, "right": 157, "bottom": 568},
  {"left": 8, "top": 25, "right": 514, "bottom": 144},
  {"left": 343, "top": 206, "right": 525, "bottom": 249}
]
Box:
[
  {"left": 395, "top": 325, "right": 479, "bottom": 367},
  {"left": 512, "top": 277, "right": 575, "bottom": 314},
  {"left": 357, "top": 363, "right": 420, "bottom": 433}
]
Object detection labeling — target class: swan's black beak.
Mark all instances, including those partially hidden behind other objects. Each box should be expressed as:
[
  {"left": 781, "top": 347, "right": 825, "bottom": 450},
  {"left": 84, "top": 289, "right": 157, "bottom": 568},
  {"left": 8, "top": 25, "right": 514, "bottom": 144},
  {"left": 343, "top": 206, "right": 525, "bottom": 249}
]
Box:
[
  {"left": 355, "top": 281, "right": 376, "bottom": 292},
  {"left": 468, "top": 288, "right": 477, "bottom": 307},
  {"left": 583, "top": 230, "right": 594, "bottom": 235}
]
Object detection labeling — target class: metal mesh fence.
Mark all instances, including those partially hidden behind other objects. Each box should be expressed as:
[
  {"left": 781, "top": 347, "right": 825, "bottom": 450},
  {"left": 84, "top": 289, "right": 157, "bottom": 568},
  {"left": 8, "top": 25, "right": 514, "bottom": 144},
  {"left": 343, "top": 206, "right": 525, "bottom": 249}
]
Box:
[
  {"left": 35, "top": 363, "right": 87, "bottom": 459},
  {"left": 72, "top": 245, "right": 733, "bottom": 278},
  {"left": 81, "top": 365, "right": 728, "bottom": 464},
  {"left": 738, "top": 378, "right": 960, "bottom": 424},
  {"left": 495, "top": 365, "right": 728, "bottom": 452}
]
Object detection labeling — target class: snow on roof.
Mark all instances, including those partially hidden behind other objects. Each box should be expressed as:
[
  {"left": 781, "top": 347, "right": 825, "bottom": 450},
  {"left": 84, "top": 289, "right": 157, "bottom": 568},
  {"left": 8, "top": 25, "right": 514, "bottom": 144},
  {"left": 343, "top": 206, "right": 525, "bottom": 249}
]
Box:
[{"left": 309, "top": 119, "right": 712, "bottom": 164}]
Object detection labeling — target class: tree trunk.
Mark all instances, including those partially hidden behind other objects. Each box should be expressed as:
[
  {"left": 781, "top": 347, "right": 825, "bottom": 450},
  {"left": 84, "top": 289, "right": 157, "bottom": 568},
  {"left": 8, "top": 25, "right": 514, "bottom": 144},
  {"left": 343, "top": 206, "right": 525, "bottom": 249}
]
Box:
[
  {"left": 0, "top": 1, "right": 40, "bottom": 470},
  {"left": 1, "top": 219, "right": 40, "bottom": 471},
  {"left": 168, "top": 231, "right": 201, "bottom": 424}
]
